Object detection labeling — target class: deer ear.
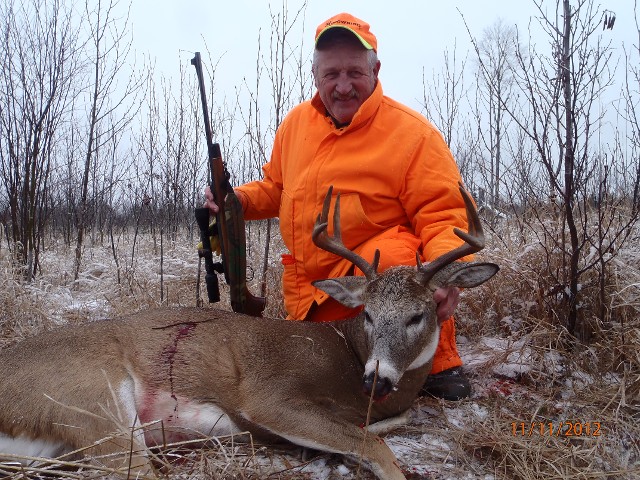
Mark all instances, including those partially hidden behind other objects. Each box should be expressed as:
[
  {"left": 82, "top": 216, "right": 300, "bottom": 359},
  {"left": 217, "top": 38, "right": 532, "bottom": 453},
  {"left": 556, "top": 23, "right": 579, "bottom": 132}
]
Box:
[
  {"left": 312, "top": 277, "right": 368, "bottom": 308},
  {"left": 443, "top": 262, "right": 499, "bottom": 288}
]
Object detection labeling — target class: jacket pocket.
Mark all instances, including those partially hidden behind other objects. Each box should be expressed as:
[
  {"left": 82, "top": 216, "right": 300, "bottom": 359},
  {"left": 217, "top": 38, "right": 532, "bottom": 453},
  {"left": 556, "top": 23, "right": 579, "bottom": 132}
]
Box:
[{"left": 323, "top": 192, "right": 385, "bottom": 251}]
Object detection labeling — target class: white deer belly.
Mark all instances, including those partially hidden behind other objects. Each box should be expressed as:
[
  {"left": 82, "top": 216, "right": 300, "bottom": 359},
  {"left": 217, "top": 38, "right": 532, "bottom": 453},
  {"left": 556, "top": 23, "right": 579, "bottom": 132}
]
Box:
[
  {"left": 0, "top": 432, "right": 68, "bottom": 464},
  {"left": 133, "top": 387, "right": 243, "bottom": 445}
]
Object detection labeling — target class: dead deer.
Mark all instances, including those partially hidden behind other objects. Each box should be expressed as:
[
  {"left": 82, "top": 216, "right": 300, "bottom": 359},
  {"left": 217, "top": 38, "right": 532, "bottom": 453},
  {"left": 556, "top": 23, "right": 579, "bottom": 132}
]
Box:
[{"left": 0, "top": 184, "right": 498, "bottom": 480}]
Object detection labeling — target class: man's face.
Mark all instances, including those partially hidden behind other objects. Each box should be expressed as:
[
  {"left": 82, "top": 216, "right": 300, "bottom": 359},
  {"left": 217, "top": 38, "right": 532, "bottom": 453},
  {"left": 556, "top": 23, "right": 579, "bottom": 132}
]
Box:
[{"left": 313, "top": 43, "right": 380, "bottom": 125}]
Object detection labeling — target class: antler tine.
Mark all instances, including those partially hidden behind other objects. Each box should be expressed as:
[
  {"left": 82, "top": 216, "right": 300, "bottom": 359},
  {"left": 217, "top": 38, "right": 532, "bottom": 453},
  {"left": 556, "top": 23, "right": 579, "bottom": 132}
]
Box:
[
  {"left": 312, "top": 186, "right": 378, "bottom": 280},
  {"left": 418, "top": 182, "right": 485, "bottom": 284}
]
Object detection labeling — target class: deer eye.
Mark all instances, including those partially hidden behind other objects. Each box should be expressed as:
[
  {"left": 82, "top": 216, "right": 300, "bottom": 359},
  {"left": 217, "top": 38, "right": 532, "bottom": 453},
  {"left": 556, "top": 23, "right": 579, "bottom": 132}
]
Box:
[{"left": 407, "top": 314, "right": 424, "bottom": 327}]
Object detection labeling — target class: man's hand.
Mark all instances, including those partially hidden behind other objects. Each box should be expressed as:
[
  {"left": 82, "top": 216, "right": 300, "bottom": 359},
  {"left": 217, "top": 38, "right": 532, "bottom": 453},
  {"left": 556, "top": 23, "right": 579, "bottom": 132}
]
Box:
[
  {"left": 203, "top": 186, "right": 219, "bottom": 214},
  {"left": 433, "top": 286, "right": 460, "bottom": 325}
]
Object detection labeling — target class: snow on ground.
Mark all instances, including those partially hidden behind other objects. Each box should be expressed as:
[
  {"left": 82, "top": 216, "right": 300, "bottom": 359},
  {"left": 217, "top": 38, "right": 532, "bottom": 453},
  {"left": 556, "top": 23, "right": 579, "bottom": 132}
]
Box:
[{"left": 1, "top": 236, "right": 638, "bottom": 479}]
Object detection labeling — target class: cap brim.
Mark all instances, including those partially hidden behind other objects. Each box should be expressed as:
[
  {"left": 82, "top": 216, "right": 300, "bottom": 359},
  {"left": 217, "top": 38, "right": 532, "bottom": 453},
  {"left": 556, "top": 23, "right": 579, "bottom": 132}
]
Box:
[{"left": 315, "top": 25, "right": 375, "bottom": 50}]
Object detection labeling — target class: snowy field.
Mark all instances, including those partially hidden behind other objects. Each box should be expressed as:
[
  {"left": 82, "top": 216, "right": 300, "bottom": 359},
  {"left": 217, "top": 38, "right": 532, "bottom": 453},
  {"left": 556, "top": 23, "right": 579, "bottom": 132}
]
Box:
[{"left": 0, "top": 224, "right": 638, "bottom": 479}]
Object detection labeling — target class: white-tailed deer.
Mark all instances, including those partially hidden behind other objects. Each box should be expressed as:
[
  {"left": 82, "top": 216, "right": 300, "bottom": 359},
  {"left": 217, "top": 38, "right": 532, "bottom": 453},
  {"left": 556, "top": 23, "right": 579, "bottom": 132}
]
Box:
[{"left": 0, "top": 185, "right": 498, "bottom": 480}]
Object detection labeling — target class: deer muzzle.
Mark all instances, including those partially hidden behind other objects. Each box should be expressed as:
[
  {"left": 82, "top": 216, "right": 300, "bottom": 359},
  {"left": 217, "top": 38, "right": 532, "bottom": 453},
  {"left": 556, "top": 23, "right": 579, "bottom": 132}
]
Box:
[{"left": 362, "top": 371, "right": 395, "bottom": 401}]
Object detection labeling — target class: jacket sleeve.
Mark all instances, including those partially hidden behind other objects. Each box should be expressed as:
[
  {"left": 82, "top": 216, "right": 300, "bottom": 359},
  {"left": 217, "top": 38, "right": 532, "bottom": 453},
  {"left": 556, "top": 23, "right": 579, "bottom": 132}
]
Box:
[
  {"left": 400, "top": 125, "right": 473, "bottom": 262},
  {"left": 234, "top": 124, "right": 285, "bottom": 221}
]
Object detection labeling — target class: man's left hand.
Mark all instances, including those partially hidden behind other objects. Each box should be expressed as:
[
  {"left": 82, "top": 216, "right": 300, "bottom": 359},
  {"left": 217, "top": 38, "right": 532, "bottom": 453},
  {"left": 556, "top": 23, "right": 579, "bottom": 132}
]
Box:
[{"left": 433, "top": 286, "right": 460, "bottom": 325}]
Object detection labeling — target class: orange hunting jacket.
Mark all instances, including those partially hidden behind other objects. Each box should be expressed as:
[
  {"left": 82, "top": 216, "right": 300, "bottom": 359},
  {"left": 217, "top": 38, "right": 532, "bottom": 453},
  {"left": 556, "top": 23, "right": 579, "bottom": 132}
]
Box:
[{"left": 236, "top": 81, "right": 469, "bottom": 320}]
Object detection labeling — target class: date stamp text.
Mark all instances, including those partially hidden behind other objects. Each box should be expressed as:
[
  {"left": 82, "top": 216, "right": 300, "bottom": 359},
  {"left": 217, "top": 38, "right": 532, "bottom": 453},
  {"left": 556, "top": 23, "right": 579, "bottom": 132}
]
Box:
[{"left": 511, "top": 421, "right": 602, "bottom": 437}]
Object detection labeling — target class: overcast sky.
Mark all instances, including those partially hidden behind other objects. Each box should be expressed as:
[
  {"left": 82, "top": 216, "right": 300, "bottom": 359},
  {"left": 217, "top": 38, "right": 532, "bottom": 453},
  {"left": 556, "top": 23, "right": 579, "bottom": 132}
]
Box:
[{"left": 128, "top": 0, "right": 637, "bottom": 113}]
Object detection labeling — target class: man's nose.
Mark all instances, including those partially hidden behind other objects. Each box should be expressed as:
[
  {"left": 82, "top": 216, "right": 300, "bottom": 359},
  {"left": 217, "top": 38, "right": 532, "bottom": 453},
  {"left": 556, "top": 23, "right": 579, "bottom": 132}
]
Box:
[{"left": 335, "top": 73, "right": 352, "bottom": 94}]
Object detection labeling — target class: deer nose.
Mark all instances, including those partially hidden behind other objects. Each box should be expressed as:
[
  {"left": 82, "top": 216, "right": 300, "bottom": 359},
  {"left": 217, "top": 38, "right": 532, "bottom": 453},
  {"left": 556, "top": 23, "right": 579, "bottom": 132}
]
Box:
[{"left": 362, "top": 372, "right": 393, "bottom": 401}]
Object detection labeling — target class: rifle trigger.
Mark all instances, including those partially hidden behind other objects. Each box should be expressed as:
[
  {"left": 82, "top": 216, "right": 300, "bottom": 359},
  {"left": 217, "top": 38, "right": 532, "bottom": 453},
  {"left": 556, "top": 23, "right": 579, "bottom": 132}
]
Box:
[{"left": 212, "top": 262, "right": 224, "bottom": 274}]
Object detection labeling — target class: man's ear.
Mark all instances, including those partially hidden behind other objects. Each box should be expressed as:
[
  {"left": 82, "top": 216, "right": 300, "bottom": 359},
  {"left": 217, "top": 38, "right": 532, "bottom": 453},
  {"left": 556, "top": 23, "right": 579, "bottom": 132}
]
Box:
[
  {"left": 373, "top": 59, "right": 381, "bottom": 77},
  {"left": 312, "top": 277, "right": 368, "bottom": 308}
]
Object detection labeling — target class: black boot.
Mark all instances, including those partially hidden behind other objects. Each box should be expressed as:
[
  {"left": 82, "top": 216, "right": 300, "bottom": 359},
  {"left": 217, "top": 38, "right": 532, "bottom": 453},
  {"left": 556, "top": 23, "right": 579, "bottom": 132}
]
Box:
[{"left": 421, "top": 367, "right": 471, "bottom": 401}]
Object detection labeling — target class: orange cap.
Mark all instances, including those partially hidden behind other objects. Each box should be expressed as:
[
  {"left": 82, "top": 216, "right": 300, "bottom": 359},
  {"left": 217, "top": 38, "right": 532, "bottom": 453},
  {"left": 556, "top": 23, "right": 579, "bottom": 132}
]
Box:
[{"left": 315, "top": 13, "right": 377, "bottom": 52}]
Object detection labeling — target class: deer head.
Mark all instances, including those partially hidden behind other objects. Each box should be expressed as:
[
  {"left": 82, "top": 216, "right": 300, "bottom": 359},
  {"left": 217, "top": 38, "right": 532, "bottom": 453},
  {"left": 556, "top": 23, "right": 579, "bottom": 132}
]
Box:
[{"left": 312, "top": 184, "right": 499, "bottom": 400}]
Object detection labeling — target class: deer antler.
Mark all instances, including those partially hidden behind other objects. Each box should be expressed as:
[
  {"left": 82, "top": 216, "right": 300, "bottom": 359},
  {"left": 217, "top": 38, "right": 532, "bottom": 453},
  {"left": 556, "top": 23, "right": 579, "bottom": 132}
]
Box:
[
  {"left": 416, "top": 182, "right": 485, "bottom": 285},
  {"left": 312, "top": 186, "right": 379, "bottom": 280}
]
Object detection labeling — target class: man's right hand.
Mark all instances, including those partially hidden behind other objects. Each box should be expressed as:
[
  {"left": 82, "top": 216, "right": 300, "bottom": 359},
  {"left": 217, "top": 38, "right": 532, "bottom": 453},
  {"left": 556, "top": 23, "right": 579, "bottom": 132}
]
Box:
[
  {"left": 203, "top": 186, "right": 219, "bottom": 214},
  {"left": 433, "top": 286, "right": 460, "bottom": 325}
]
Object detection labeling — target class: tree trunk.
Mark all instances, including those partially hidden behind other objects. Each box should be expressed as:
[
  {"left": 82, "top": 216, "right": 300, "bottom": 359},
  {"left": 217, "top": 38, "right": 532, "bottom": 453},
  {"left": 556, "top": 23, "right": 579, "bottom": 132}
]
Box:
[{"left": 562, "top": 0, "right": 580, "bottom": 336}]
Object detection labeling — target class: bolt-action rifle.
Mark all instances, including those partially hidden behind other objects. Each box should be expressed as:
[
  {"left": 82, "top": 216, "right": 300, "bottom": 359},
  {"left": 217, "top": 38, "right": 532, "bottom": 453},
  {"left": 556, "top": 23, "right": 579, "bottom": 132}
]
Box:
[{"left": 191, "top": 52, "right": 266, "bottom": 317}]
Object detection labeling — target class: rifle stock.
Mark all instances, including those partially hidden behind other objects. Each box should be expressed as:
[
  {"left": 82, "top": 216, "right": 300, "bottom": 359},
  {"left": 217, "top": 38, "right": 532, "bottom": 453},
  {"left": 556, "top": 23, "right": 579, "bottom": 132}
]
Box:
[{"left": 191, "top": 52, "right": 266, "bottom": 317}]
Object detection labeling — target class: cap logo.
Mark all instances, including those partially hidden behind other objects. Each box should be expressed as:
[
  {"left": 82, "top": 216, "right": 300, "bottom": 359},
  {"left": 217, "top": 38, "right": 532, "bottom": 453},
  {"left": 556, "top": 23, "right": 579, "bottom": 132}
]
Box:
[{"left": 325, "top": 19, "right": 363, "bottom": 29}]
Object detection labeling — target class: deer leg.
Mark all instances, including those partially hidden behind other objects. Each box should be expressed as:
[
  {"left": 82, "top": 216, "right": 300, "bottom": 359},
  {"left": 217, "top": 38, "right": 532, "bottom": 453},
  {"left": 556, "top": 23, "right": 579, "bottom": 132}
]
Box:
[
  {"left": 240, "top": 402, "right": 406, "bottom": 480},
  {"left": 366, "top": 410, "right": 410, "bottom": 435},
  {"left": 50, "top": 371, "right": 155, "bottom": 476}
]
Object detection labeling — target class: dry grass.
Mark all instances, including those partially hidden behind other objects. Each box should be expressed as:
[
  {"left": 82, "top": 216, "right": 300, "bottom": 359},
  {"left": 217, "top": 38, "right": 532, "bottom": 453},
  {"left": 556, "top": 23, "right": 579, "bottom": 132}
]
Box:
[
  {"left": 0, "top": 432, "right": 323, "bottom": 479},
  {"left": 451, "top": 213, "right": 640, "bottom": 479},
  {"left": 1, "top": 218, "right": 639, "bottom": 479}
]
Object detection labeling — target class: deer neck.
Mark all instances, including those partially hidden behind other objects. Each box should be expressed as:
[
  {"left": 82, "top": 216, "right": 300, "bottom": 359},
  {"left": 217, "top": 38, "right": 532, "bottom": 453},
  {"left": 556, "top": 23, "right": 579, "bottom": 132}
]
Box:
[{"left": 331, "top": 314, "right": 369, "bottom": 367}]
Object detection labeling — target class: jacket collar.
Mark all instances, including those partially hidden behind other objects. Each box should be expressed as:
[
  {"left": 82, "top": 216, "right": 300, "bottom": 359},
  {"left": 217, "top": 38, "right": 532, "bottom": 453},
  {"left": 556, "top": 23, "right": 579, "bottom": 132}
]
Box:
[{"left": 311, "top": 81, "right": 383, "bottom": 135}]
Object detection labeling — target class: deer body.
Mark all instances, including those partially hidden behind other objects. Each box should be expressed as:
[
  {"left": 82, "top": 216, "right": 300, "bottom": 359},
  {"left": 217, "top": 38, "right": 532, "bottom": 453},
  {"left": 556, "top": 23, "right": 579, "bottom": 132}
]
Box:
[
  {"left": 0, "top": 185, "right": 498, "bottom": 480},
  {"left": 0, "top": 303, "right": 432, "bottom": 478}
]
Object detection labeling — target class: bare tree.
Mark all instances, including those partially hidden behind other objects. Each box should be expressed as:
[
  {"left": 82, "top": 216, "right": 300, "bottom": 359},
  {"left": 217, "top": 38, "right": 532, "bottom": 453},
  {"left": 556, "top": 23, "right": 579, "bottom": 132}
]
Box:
[
  {"left": 493, "top": 0, "right": 633, "bottom": 339},
  {"left": 236, "top": 1, "right": 311, "bottom": 301},
  {"left": 420, "top": 43, "right": 481, "bottom": 193},
  {"left": 0, "top": 0, "right": 82, "bottom": 279},
  {"left": 471, "top": 19, "right": 517, "bottom": 209},
  {"left": 421, "top": 42, "right": 467, "bottom": 149},
  {"left": 73, "top": 0, "right": 146, "bottom": 281},
  {"left": 624, "top": 1, "right": 640, "bottom": 213}
]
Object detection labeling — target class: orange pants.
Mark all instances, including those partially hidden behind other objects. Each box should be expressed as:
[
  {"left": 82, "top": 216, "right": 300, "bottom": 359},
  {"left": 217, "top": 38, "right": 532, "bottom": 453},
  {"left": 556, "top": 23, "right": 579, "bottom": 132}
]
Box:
[{"left": 305, "top": 226, "right": 462, "bottom": 375}]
